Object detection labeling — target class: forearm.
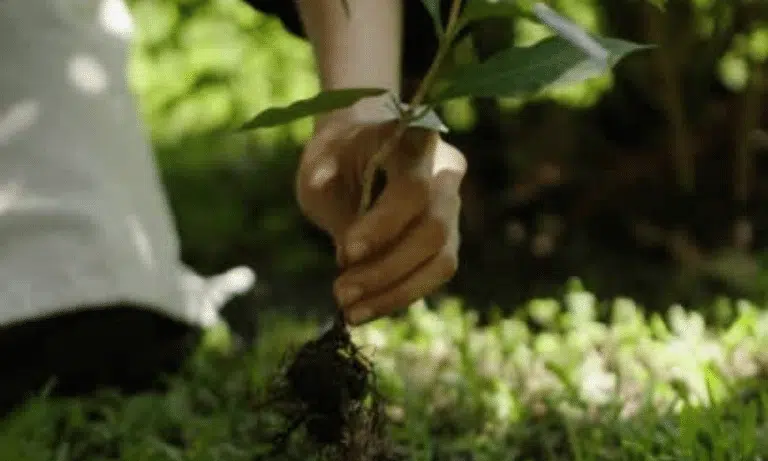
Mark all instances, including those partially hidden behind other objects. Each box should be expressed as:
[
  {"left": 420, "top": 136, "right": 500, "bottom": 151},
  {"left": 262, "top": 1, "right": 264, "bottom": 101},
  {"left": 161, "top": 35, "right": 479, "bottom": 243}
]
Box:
[{"left": 296, "top": 0, "right": 402, "bottom": 122}]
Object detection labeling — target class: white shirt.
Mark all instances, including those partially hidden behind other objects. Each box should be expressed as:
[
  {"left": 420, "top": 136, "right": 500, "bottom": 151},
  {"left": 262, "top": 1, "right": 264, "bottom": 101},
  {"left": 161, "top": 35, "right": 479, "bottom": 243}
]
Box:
[{"left": 0, "top": 0, "right": 254, "bottom": 328}]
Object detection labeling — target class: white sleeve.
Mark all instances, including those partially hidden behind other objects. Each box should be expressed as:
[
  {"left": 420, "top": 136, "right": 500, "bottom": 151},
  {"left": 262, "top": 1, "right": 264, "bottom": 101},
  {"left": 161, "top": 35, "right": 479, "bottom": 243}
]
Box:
[{"left": 0, "top": 0, "right": 253, "bottom": 327}]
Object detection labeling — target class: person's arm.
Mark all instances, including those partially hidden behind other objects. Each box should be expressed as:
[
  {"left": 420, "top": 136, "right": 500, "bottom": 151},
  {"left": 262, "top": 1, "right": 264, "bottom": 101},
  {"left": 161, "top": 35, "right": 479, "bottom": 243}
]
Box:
[
  {"left": 296, "top": 0, "right": 403, "bottom": 123},
  {"left": 244, "top": 0, "right": 441, "bottom": 99}
]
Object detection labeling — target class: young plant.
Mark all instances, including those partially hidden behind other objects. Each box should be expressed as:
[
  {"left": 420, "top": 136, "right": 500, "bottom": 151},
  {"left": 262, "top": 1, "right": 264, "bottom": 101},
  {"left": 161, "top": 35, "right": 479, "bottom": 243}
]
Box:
[
  {"left": 242, "top": 0, "right": 651, "bottom": 223},
  {"left": 242, "top": 1, "right": 652, "bottom": 458}
]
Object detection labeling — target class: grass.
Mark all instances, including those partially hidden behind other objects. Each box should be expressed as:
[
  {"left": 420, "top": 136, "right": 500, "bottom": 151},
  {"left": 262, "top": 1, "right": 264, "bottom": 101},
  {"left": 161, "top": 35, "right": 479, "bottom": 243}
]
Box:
[{"left": 4, "top": 279, "right": 768, "bottom": 460}]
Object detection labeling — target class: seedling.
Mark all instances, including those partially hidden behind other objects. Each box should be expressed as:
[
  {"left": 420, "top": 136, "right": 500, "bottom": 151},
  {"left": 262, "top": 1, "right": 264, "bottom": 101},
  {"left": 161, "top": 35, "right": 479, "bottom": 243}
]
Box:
[{"left": 242, "top": 0, "right": 651, "bottom": 458}]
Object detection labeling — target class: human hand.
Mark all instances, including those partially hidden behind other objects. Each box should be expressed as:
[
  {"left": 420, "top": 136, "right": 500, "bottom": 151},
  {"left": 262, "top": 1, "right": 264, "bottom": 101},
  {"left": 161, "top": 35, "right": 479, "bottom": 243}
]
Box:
[{"left": 296, "top": 114, "right": 466, "bottom": 326}]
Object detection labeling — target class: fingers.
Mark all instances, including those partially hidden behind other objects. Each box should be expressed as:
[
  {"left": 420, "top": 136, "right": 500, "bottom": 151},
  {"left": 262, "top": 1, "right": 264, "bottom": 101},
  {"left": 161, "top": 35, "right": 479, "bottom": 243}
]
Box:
[
  {"left": 342, "top": 248, "right": 459, "bottom": 326},
  {"left": 334, "top": 211, "right": 447, "bottom": 306},
  {"left": 336, "top": 127, "right": 440, "bottom": 266},
  {"left": 335, "top": 138, "right": 466, "bottom": 325},
  {"left": 338, "top": 175, "right": 429, "bottom": 267},
  {"left": 337, "top": 186, "right": 461, "bottom": 326}
]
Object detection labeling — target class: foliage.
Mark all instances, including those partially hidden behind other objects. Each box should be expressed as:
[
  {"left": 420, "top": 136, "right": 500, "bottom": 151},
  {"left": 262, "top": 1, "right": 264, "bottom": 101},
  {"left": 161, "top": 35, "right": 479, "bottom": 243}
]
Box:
[
  {"left": 6, "top": 285, "right": 768, "bottom": 460},
  {"left": 126, "top": 0, "right": 321, "bottom": 163},
  {"left": 431, "top": 36, "right": 651, "bottom": 101},
  {"left": 239, "top": 88, "right": 388, "bottom": 130},
  {"left": 241, "top": 0, "right": 650, "bottom": 130},
  {"left": 124, "top": 0, "right": 768, "bottom": 308}
]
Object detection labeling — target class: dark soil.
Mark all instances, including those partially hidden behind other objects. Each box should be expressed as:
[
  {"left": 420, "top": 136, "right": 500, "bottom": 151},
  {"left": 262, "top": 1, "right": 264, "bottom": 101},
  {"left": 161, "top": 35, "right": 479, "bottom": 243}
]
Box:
[{"left": 253, "top": 312, "right": 400, "bottom": 461}]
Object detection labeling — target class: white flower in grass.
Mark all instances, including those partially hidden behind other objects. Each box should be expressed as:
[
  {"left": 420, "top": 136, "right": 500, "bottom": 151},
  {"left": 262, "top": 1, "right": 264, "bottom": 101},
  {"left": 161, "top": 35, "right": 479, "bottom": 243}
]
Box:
[
  {"left": 752, "top": 340, "right": 768, "bottom": 370},
  {"left": 579, "top": 350, "right": 616, "bottom": 405},
  {"left": 729, "top": 344, "right": 759, "bottom": 379},
  {"left": 755, "top": 311, "right": 768, "bottom": 339},
  {"left": 499, "top": 360, "right": 525, "bottom": 391},
  {"left": 524, "top": 358, "right": 565, "bottom": 400},
  {"left": 565, "top": 329, "right": 595, "bottom": 355},
  {"left": 697, "top": 340, "right": 726, "bottom": 370},
  {"left": 477, "top": 345, "right": 504, "bottom": 379},
  {"left": 565, "top": 291, "right": 598, "bottom": 327}
]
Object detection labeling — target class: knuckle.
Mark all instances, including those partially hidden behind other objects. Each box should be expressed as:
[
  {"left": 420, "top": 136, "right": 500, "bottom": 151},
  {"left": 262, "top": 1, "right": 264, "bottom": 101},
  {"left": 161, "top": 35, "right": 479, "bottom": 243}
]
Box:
[{"left": 437, "top": 252, "right": 459, "bottom": 281}]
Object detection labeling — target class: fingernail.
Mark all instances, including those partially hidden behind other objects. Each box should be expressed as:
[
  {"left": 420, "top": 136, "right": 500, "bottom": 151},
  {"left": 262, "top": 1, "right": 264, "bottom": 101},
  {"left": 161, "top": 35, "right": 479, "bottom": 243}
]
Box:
[
  {"left": 348, "top": 307, "right": 374, "bottom": 325},
  {"left": 337, "top": 285, "right": 363, "bottom": 305},
  {"left": 346, "top": 240, "right": 368, "bottom": 262}
]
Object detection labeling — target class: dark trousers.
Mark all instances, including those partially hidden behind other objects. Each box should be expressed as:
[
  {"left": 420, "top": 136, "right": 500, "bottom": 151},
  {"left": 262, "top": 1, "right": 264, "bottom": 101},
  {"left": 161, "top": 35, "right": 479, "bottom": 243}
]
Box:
[{"left": 0, "top": 306, "right": 200, "bottom": 416}]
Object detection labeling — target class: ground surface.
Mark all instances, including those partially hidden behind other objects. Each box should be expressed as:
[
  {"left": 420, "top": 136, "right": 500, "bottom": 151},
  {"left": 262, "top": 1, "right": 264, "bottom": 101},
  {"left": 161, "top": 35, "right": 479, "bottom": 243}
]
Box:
[{"left": 3, "top": 292, "right": 768, "bottom": 461}]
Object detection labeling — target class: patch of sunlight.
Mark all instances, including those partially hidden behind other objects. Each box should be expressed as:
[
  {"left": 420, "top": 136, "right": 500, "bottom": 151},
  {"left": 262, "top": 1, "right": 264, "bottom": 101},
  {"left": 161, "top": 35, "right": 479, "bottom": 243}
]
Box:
[
  {"left": 0, "top": 180, "right": 23, "bottom": 215},
  {"left": 515, "top": 17, "right": 553, "bottom": 47},
  {"left": 68, "top": 53, "right": 109, "bottom": 96},
  {"left": 0, "top": 100, "right": 40, "bottom": 146},
  {"left": 748, "top": 27, "right": 768, "bottom": 63},
  {"left": 99, "top": 0, "right": 135, "bottom": 39},
  {"left": 554, "top": 0, "right": 601, "bottom": 32},
  {"left": 441, "top": 97, "right": 477, "bottom": 132},
  {"left": 718, "top": 52, "right": 749, "bottom": 92}
]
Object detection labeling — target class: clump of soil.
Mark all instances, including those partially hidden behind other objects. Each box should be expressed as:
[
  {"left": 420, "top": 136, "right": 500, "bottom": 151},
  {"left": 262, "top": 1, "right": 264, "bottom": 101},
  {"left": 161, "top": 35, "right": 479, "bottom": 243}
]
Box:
[{"left": 254, "top": 312, "right": 401, "bottom": 460}]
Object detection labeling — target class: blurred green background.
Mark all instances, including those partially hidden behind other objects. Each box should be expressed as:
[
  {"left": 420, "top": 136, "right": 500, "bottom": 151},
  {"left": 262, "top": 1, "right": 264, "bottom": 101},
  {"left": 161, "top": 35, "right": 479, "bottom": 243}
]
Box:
[{"left": 124, "top": 0, "right": 768, "bottom": 324}]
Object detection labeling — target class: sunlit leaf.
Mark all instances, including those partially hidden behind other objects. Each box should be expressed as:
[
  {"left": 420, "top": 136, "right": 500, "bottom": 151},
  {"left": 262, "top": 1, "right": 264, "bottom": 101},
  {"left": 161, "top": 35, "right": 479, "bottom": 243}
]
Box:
[
  {"left": 431, "top": 35, "right": 652, "bottom": 102},
  {"left": 647, "top": 0, "right": 666, "bottom": 11},
  {"left": 533, "top": 3, "right": 608, "bottom": 63},
  {"left": 355, "top": 100, "right": 450, "bottom": 133},
  {"left": 718, "top": 52, "right": 749, "bottom": 92},
  {"left": 408, "top": 107, "right": 449, "bottom": 133},
  {"left": 420, "top": 0, "right": 444, "bottom": 37},
  {"left": 748, "top": 27, "right": 768, "bottom": 63},
  {"left": 240, "top": 88, "right": 388, "bottom": 130},
  {"left": 458, "top": 0, "right": 526, "bottom": 29}
]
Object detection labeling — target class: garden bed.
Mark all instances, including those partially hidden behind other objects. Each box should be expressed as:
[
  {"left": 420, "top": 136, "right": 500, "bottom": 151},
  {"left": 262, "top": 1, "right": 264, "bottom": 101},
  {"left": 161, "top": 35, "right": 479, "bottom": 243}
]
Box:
[{"left": 3, "top": 281, "right": 768, "bottom": 460}]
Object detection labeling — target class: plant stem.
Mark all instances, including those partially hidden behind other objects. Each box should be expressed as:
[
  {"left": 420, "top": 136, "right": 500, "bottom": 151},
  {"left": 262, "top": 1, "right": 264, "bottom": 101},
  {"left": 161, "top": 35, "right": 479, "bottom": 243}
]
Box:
[
  {"left": 409, "top": 0, "right": 463, "bottom": 109},
  {"left": 357, "top": 0, "right": 464, "bottom": 215}
]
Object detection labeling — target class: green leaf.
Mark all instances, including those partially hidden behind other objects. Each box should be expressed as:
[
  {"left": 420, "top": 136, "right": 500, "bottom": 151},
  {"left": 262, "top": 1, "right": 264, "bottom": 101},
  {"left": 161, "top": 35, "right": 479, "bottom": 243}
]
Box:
[
  {"left": 240, "top": 88, "right": 388, "bottom": 130},
  {"left": 533, "top": 3, "right": 608, "bottom": 63},
  {"left": 458, "top": 0, "right": 527, "bottom": 29},
  {"left": 408, "top": 107, "right": 449, "bottom": 133},
  {"left": 360, "top": 99, "right": 450, "bottom": 133},
  {"left": 420, "top": 0, "right": 444, "bottom": 37},
  {"left": 432, "top": 35, "right": 653, "bottom": 102}
]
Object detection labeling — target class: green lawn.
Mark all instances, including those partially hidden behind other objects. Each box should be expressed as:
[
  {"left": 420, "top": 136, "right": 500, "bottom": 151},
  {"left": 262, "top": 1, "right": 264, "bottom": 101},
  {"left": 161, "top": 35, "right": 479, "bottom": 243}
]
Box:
[{"left": 3, "top": 281, "right": 768, "bottom": 461}]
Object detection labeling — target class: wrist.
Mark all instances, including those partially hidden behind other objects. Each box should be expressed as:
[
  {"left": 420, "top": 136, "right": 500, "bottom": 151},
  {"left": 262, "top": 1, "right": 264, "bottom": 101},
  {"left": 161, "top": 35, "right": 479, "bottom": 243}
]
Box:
[
  {"left": 308, "top": 0, "right": 402, "bottom": 92},
  {"left": 297, "top": 0, "right": 403, "bottom": 129}
]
